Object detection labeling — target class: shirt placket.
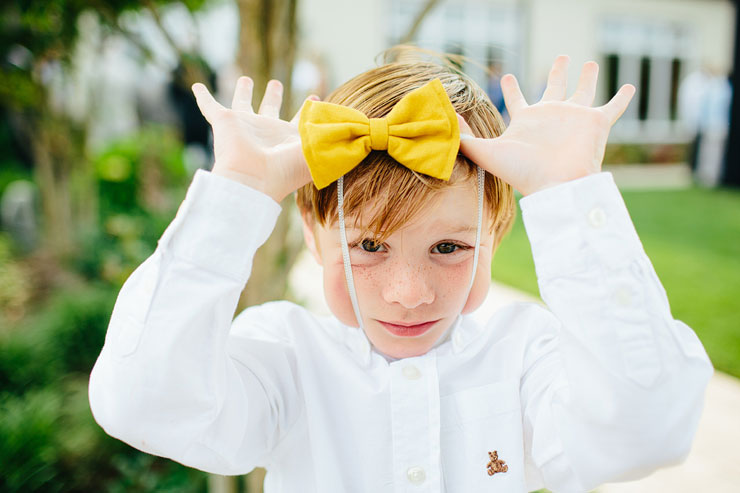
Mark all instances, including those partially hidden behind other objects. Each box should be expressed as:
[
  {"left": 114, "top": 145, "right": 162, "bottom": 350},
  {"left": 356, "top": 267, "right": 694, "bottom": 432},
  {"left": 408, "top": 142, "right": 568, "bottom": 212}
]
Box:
[{"left": 389, "top": 352, "right": 441, "bottom": 493}]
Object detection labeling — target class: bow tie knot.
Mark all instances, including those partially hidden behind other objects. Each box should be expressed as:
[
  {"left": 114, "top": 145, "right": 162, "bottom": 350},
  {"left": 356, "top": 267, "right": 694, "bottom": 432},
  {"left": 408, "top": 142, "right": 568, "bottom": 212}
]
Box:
[
  {"left": 369, "top": 118, "right": 389, "bottom": 151},
  {"left": 299, "top": 78, "right": 460, "bottom": 189}
]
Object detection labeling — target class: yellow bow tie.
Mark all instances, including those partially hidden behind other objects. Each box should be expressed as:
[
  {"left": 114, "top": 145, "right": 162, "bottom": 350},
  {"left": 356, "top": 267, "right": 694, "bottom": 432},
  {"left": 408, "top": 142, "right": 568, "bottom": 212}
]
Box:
[{"left": 299, "top": 79, "right": 460, "bottom": 189}]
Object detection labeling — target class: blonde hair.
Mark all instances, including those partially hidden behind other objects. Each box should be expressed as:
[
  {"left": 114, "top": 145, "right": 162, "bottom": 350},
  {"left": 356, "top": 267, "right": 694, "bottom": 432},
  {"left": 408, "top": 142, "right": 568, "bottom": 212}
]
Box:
[{"left": 296, "top": 46, "right": 515, "bottom": 249}]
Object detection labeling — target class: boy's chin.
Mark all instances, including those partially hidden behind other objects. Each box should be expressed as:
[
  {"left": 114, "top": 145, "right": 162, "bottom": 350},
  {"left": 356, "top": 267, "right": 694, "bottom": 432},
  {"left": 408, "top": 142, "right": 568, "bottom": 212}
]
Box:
[{"left": 376, "top": 343, "right": 432, "bottom": 360}]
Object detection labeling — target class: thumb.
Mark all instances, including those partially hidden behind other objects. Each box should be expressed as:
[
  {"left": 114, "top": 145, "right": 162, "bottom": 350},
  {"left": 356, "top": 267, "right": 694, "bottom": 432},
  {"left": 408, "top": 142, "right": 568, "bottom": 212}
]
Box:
[
  {"left": 282, "top": 139, "right": 314, "bottom": 192},
  {"left": 459, "top": 135, "right": 505, "bottom": 177},
  {"left": 457, "top": 114, "right": 506, "bottom": 176},
  {"left": 291, "top": 94, "right": 320, "bottom": 124},
  {"left": 191, "top": 83, "right": 224, "bottom": 124}
]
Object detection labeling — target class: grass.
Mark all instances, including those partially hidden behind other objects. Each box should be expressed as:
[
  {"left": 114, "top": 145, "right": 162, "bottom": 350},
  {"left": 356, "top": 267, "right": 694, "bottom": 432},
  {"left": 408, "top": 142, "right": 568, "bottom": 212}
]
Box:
[{"left": 492, "top": 186, "right": 740, "bottom": 379}]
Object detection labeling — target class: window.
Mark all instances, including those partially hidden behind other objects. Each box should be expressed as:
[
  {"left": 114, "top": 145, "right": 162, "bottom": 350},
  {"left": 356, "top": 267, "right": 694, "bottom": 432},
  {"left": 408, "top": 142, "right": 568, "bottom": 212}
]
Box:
[
  {"left": 600, "top": 19, "right": 692, "bottom": 140},
  {"left": 387, "top": 0, "right": 523, "bottom": 90}
]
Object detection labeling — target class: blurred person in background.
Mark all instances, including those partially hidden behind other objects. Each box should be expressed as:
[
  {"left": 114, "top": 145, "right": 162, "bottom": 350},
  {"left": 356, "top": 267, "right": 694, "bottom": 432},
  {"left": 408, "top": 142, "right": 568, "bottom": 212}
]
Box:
[{"left": 679, "top": 65, "right": 732, "bottom": 187}]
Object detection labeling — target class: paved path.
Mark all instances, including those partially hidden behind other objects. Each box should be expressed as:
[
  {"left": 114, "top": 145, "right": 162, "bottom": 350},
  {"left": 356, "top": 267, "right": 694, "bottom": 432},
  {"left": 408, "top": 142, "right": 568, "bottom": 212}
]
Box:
[
  {"left": 289, "top": 254, "right": 740, "bottom": 491},
  {"left": 598, "top": 370, "right": 740, "bottom": 493},
  {"left": 603, "top": 163, "right": 693, "bottom": 190}
]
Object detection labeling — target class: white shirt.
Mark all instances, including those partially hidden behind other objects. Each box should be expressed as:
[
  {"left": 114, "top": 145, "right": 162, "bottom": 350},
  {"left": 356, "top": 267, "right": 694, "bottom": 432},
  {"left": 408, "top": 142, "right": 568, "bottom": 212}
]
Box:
[{"left": 89, "top": 170, "right": 712, "bottom": 492}]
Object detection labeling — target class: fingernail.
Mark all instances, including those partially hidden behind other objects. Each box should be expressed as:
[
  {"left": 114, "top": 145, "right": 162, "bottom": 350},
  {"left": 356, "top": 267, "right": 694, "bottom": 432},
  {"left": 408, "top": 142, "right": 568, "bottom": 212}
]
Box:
[{"left": 459, "top": 133, "right": 475, "bottom": 141}]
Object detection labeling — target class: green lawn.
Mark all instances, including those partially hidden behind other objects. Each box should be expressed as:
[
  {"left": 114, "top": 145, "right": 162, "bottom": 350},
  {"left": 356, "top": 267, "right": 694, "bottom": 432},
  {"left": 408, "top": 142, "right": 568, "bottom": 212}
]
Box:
[{"left": 492, "top": 186, "right": 740, "bottom": 378}]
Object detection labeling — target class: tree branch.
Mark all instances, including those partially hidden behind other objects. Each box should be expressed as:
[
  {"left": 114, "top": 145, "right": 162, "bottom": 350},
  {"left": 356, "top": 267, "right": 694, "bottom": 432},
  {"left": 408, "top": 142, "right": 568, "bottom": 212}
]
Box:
[
  {"left": 400, "top": 0, "right": 442, "bottom": 44},
  {"left": 144, "top": 0, "right": 187, "bottom": 61}
]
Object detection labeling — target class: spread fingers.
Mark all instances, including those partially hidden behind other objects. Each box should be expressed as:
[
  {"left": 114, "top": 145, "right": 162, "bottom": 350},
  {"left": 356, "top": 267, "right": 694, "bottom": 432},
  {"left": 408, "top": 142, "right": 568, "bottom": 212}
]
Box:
[
  {"left": 231, "top": 76, "right": 255, "bottom": 113},
  {"left": 569, "top": 61, "right": 599, "bottom": 106},
  {"left": 258, "top": 80, "right": 284, "bottom": 118},
  {"left": 501, "top": 74, "right": 527, "bottom": 117},
  {"left": 540, "top": 55, "right": 570, "bottom": 102}
]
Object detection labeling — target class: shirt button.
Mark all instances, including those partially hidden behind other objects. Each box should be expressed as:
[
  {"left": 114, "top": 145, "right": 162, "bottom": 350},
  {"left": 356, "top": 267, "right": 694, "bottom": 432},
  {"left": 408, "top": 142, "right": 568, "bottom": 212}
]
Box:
[
  {"left": 588, "top": 207, "right": 607, "bottom": 228},
  {"left": 406, "top": 466, "right": 426, "bottom": 485},
  {"left": 402, "top": 365, "right": 421, "bottom": 380}
]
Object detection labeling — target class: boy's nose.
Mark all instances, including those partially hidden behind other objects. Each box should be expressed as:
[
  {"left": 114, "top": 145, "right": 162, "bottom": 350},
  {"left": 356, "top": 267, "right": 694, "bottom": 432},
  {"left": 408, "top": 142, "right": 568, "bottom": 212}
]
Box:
[{"left": 381, "top": 262, "right": 435, "bottom": 309}]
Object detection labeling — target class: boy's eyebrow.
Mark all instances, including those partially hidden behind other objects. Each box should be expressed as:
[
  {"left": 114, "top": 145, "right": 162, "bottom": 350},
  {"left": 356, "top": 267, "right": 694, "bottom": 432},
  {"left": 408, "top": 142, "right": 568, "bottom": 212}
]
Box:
[
  {"left": 343, "top": 222, "right": 478, "bottom": 236},
  {"left": 433, "top": 223, "right": 478, "bottom": 235}
]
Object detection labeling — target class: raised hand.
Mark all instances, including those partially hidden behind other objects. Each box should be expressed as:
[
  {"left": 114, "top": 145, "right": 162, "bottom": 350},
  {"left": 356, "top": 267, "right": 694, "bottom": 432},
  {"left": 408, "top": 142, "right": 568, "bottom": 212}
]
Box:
[
  {"left": 459, "top": 56, "right": 636, "bottom": 196},
  {"left": 191, "top": 77, "right": 315, "bottom": 202}
]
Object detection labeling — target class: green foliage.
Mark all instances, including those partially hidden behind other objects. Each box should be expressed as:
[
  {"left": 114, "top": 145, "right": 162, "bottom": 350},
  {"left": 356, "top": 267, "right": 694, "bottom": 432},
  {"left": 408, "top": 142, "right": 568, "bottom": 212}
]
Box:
[
  {"left": 0, "top": 0, "right": 209, "bottom": 71},
  {"left": 94, "top": 124, "right": 188, "bottom": 215},
  {"left": 0, "top": 389, "right": 63, "bottom": 492},
  {"left": 0, "top": 115, "right": 32, "bottom": 195},
  {"left": 0, "top": 1, "right": 213, "bottom": 489},
  {"left": 0, "top": 124, "right": 201, "bottom": 490},
  {"left": 0, "top": 284, "right": 115, "bottom": 395},
  {"left": 0, "top": 315, "right": 55, "bottom": 397},
  {"left": 0, "top": 1, "right": 83, "bottom": 64},
  {"left": 107, "top": 453, "right": 208, "bottom": 493},
  {"left": 36, "top": 285, "right": 117, "bottom": 375},
  {"left": 0, "top": 233, "right": 32, "bottom": 323},
  {"left": 603, "top": 142, "right": 689, "bottom": 165},
  {"left": 0, "top": 283, "right": 209, "bottom": 492},
  {"left": 0, "top": 159, "right": 31, "bottom": 197},
  {"left": 75, "top": 124, "right": 189, "bottom": 285},
  {"left": 0, "top": 67, "right": 44, "bottom": 110}
]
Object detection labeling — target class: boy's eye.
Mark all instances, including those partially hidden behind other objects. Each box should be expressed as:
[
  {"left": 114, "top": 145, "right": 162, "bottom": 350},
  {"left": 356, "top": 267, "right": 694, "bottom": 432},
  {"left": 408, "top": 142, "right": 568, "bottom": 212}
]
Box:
[
  {"left": 360, "top": 239, "right": 384, "bottom": 252},
  {"left": 433, "top": 242, "right": 461, "bottom": 254}
]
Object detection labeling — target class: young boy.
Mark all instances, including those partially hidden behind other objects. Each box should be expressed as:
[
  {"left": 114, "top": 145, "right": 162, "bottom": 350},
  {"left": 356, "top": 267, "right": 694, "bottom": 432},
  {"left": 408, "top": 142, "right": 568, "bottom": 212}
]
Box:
[{"left": 89, "top": 51, "right": 712, "bottom": 492}]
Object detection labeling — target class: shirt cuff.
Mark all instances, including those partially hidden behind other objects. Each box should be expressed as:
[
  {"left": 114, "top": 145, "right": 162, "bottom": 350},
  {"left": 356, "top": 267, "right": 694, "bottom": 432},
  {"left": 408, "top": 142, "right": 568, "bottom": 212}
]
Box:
[
  {"left": 519, "top": 172, "right": 645, "bottom": 281},
  {"left": 157, "top": 169, "right": 282, "bottom": 282}
]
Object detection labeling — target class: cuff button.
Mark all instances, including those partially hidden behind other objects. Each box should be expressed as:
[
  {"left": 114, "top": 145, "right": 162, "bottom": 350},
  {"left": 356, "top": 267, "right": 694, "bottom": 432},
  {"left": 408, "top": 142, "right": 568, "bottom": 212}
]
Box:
[{"left": 588, "top": 207, "right": 607, "bottom": 228}]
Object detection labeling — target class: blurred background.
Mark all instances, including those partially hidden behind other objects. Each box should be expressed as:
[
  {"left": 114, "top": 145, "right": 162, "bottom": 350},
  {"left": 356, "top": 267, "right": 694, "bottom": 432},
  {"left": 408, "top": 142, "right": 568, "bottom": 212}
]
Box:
[{"left": 1, "top": 0, "right": 738, "bottom": 492}]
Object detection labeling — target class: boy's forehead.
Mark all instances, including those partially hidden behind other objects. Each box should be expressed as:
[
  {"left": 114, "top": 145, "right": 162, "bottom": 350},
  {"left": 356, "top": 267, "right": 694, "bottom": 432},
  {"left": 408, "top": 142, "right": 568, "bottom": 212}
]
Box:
[{"left": 343, "top": 180, "right": 482, "bottom": 234}]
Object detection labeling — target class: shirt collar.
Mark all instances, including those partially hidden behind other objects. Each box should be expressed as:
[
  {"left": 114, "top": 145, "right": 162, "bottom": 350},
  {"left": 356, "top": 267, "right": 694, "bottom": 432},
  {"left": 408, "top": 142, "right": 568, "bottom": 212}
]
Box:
[{"left": 345, "top": 325, "right": 372, "bottom": 365}]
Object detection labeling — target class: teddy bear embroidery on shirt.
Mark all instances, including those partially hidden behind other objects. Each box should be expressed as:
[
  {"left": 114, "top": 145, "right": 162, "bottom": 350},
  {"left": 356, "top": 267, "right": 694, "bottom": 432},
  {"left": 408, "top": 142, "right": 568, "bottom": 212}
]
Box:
[{"left": 486, "top": 450, "right": 508, "bottom": 476}]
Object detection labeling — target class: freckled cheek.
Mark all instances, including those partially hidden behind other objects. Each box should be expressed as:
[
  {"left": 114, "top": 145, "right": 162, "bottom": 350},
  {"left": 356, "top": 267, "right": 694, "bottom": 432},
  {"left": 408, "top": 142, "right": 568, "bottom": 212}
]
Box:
[
  {"left": 323, "top": 265, "right": 357, "bottom": 326},
  {"left": 350, "top": 264, "right": 396, "bottom": 308},
  {"left": 435, "top": 261, "right": 475, "bottom": 305}
]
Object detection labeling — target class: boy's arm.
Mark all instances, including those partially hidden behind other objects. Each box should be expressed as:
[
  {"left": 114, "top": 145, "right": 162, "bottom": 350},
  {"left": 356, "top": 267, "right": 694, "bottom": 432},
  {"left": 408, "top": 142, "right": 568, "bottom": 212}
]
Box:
[
  {"left": 89, "top": 80, "right": 315, "bottom": 474},
  {"left": 460, "top": 57, "right": 712, "bottom": 489},
  {"left": 517, "top": 172, "right": 712, "bottom": 490},
  {"left": 89, "top": 170, "right": 303, "bottom": 474}
]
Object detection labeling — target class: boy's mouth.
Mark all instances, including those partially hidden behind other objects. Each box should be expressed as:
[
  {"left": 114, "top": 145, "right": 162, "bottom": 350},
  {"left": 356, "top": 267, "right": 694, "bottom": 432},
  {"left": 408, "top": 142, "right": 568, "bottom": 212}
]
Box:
[{"left": 377, "top": 319, "right": 440, "bottom": 337}]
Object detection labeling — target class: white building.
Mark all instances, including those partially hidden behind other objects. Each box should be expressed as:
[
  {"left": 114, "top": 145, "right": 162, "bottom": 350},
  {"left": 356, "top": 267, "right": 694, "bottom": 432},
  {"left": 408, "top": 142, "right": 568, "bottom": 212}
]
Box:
[
  {"left": 299, "top": 0, "right": 735, "bottom": 143},
  {"left": 67, "top": 0, "right": 735, "bottom": 150}
]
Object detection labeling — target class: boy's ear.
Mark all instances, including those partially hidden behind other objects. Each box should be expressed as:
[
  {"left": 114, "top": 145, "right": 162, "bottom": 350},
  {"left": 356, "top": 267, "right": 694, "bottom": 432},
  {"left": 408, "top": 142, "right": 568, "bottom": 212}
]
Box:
[{"left": 300, "top": 211, "right": 322, "bottom": 265}]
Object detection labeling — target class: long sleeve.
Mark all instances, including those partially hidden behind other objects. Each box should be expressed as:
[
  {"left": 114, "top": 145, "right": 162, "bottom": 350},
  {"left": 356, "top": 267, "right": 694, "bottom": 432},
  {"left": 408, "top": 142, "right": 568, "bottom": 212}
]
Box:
[
  {"left": 517, "top": 173, "right": 713, "bottom": 491},
  {"left": 88, "top": 169, "right": 302, "bottom": 475}
]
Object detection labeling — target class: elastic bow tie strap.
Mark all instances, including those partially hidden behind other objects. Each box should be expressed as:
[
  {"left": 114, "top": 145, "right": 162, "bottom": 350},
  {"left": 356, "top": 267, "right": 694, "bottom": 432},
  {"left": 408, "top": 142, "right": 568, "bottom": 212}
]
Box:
[{"left": 299, "top": 79, "right": 460, "bottom": 189}]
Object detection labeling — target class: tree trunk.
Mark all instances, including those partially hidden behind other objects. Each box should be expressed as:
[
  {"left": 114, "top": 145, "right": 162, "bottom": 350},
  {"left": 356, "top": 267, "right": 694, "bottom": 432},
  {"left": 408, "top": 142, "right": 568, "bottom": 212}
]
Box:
[
  {"left": 217, "top": 1, "right": 301, "bottom": 491},
  {"left": 235, "top": 0, "right": 302, "bottom": 321},
  {"left": 25, "top": 105, "right": 95, "bottom": 261}
]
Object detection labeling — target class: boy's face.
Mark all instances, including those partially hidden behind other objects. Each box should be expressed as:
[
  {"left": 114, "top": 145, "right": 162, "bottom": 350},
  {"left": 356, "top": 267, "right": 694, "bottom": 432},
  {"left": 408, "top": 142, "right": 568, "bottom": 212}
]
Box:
[{"left": 302, "top": 179, "right": 495, "bottom": 359}]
